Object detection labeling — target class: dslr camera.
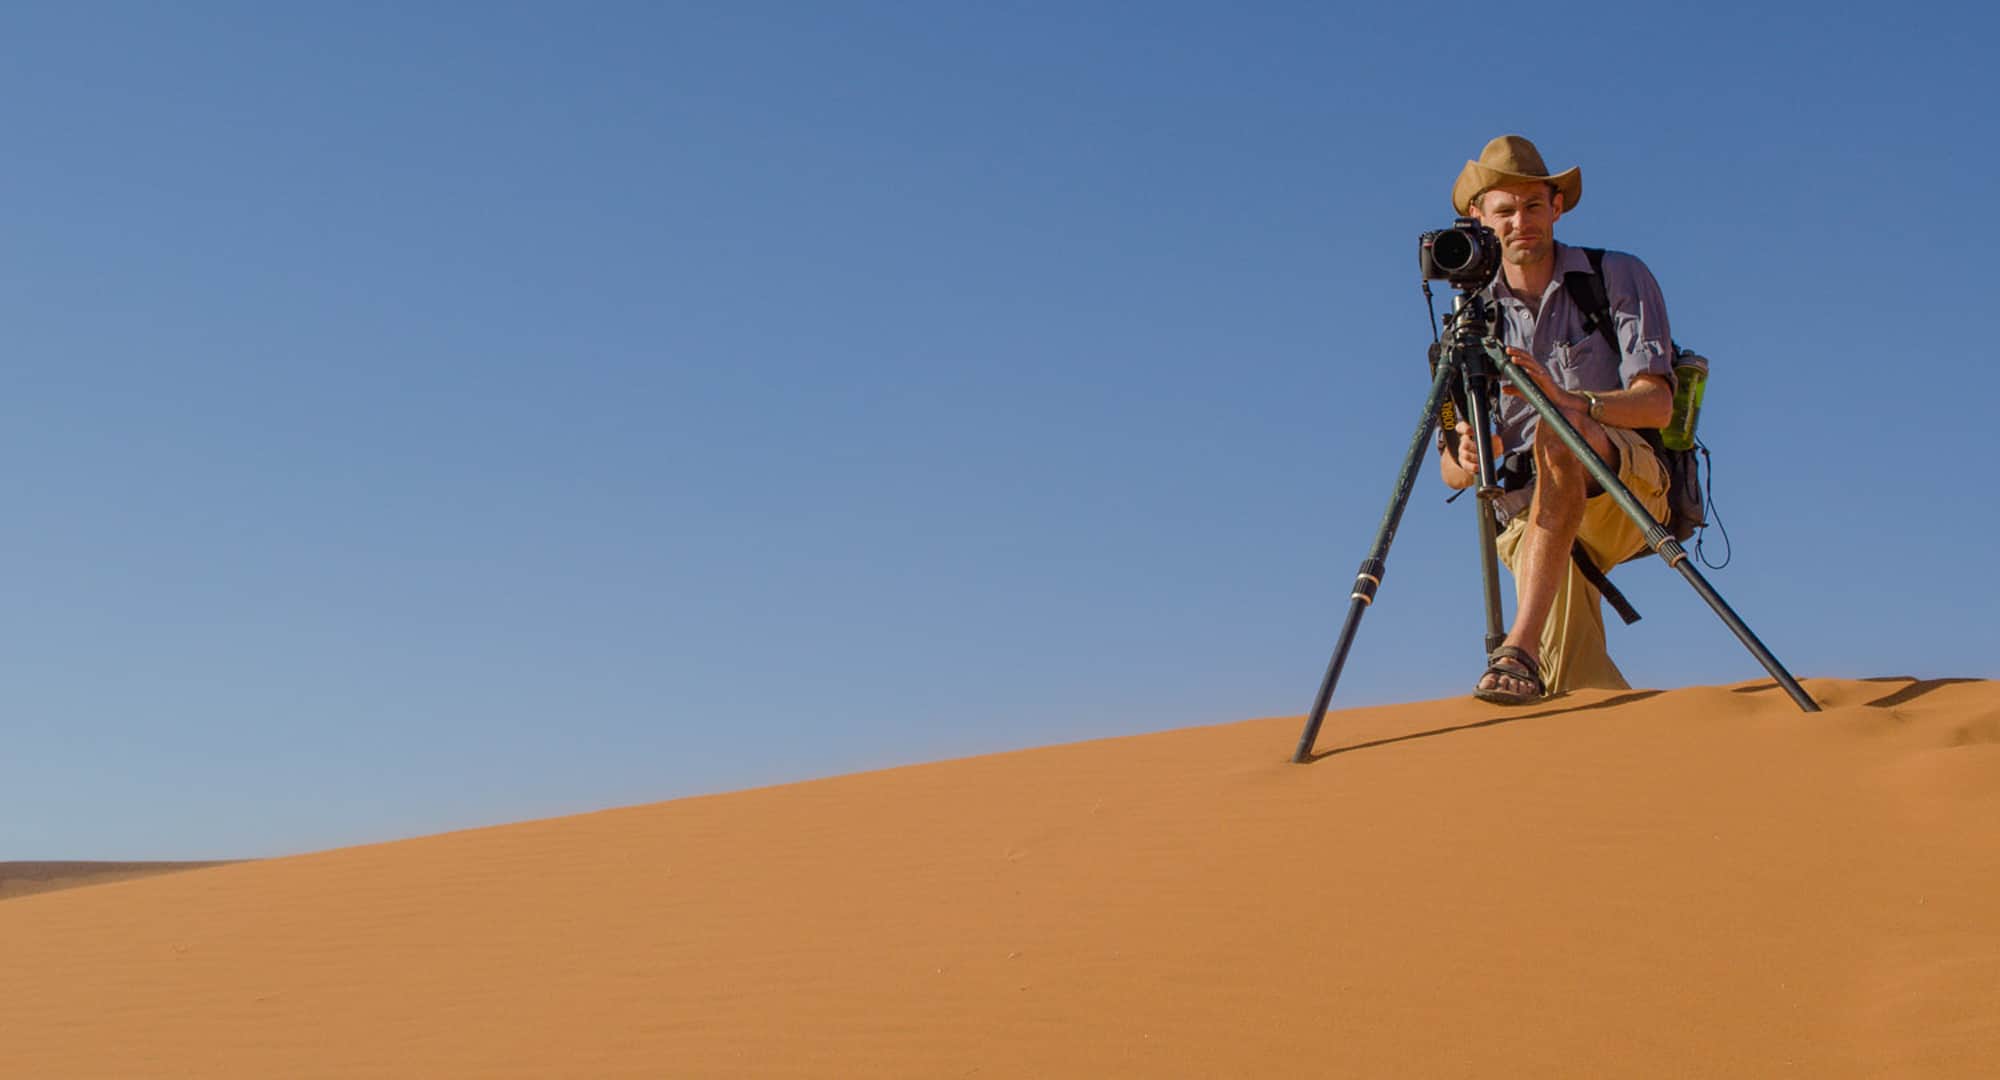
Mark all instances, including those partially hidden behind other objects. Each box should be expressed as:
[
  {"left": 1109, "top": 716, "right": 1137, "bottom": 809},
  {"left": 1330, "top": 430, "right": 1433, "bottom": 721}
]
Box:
[{"left": 1419, "top": 218, "right": 1501, "bottom": 290}]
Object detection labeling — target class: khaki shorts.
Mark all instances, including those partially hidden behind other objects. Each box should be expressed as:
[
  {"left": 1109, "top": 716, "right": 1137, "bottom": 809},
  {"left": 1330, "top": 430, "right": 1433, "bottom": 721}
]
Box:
[{"left": 1493, "top": 426, "right": 1668, "bottom": 692}]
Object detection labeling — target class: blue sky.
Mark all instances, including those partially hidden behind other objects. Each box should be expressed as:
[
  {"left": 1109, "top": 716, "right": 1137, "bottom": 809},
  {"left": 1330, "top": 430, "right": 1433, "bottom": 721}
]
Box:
[{"left": 5, "top": 2, "right": 1993, "bottom": 859}]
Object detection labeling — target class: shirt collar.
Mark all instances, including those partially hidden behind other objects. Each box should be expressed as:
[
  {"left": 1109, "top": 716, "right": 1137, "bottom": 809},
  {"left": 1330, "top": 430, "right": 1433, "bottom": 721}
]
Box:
[
  {"left": 1552, "top": 241, "right": 1593, "bottom": 277},
  {"left": 1491, "top": 241, "right": 1590, "bottom": 303}
]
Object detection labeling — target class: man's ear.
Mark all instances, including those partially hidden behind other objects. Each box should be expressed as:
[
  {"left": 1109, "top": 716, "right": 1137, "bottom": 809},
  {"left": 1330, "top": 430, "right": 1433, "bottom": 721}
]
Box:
[{"left": 1550, "top": 190, "right": 1566, "bottom": 221}]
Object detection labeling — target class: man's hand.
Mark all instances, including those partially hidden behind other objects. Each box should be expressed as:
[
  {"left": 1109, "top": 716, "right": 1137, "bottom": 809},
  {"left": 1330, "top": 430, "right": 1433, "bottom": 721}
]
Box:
[
  {"left": 1499, "top": 347, "right": 1584, "bottom": 416},
  {"left": 1445, "top": 420, "right": 1504, "bottom": 488}
]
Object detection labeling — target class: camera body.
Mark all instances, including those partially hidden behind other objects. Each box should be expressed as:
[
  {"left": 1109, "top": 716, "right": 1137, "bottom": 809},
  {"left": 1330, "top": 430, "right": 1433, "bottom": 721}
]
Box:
[{"left": 1419, "top": 218, "right": 1502, "bottom": 290}]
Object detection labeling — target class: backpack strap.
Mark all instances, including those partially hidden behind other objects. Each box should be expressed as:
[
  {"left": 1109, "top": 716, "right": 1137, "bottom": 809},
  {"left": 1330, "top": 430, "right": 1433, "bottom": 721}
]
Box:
[{"left": 1561, "top": 247, "right": 1620, "bottom": 354}]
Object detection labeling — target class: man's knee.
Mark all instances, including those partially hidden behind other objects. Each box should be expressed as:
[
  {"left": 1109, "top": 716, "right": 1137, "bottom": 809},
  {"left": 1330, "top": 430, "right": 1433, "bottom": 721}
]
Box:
[
  {"left": 1523, "top": 432, "right": 1588, "bottom": 532},
  {"left": 1532, "top": 430, "right": 1589, "bottom": 492},
  {"left": 1535, "top": 418, "right": 1621, "bottom": 492}
]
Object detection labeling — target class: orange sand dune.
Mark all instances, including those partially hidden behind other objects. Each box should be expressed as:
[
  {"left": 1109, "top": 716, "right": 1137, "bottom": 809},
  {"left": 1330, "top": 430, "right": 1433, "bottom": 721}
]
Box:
[{"left": 5, "top": 677, "right": 1997, "bottom": 1078}]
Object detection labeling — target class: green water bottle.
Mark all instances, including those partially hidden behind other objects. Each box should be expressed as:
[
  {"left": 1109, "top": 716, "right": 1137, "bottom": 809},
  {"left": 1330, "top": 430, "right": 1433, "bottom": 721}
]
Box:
[{"left": 1661, "top": 348, "right": 1708, "bottom": 451}]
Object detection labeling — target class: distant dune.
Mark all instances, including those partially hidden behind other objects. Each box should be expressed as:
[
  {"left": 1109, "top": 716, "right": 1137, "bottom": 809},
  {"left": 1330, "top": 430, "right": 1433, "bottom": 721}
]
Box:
[
  {"left": 0, "top": 860, "right": 238, "bottom": 901},
  {"left": 4, "top": 678, "right": 1996, "bottom": 1077}
]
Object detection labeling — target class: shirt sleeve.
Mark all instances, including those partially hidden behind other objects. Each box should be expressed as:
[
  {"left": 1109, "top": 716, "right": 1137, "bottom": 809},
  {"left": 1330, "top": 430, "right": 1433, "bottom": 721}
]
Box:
[{"left": 1604, "top": 252, "right": 1676, "bottom": 387}]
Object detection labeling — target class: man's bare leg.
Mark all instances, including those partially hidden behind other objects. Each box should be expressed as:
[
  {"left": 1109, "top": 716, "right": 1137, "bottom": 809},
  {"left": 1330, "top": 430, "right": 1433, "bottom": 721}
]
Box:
[{"left": 1479, "top": 417, "right": 1616, "bottom": 697}]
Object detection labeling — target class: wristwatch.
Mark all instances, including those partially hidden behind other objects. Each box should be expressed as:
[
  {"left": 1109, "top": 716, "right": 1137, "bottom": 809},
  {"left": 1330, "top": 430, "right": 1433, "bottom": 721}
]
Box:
[{"left": 1580, "top": 391, "right": 1603, "bottom": 421}]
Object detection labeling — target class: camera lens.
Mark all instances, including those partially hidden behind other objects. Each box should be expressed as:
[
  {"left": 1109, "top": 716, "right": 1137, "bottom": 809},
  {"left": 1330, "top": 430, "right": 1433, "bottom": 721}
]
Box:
[{"left": 1430, "top": 230, "right": 1476, "bottom": 272}]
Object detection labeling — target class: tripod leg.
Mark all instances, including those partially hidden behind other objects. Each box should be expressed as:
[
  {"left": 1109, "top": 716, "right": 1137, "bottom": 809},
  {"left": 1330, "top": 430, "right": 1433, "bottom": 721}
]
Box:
[
  {"left": 1292, "top": 361, "right": 1455, "bottom": 763},
  {"left": 1476, "top": 507, "right": 1506, "bottom": 656},
  {"left": 1455, "top": 360, "right": 1508, "bottom": 655},
  {"left": 1488, "top": 346, "right": 1820, "bottom": 713}
]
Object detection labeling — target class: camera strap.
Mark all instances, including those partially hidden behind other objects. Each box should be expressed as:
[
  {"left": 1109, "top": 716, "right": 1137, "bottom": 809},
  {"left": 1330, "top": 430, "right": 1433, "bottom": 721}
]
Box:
[{"left": 1572, "top": 540, "right": 1642, "bottom": 625}]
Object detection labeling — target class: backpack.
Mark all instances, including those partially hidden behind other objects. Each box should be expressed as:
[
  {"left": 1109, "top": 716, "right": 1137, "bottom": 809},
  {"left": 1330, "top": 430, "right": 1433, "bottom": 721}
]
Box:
[{"left": 1561, "top": 247, "right": 1707, "bottom": 547}]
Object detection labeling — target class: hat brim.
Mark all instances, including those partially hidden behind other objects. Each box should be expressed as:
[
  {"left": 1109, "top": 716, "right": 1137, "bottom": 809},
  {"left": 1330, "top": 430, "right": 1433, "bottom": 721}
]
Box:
[{"left": 1452, "top": 162, "right": 1582, "bottom": 216}]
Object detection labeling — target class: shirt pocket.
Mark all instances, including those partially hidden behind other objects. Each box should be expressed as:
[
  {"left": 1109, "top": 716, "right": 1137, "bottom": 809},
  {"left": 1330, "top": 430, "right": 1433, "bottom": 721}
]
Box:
[
  {"left": 1548, "top": 340, "right": 1581, "bottom": 379},
  {"left": 1552, "top": 329, "right": 1617, "bottom": 385}
]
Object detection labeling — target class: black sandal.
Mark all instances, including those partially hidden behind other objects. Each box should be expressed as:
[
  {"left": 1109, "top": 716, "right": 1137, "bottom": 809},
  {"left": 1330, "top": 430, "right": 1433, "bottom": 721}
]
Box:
[{"left": 1473, "top": 645, "right": 1546, "bottom": 705}]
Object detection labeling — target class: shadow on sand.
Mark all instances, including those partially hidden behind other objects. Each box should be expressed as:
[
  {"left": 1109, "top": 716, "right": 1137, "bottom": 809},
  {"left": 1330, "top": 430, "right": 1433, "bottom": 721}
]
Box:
[
  {"left": 1730, "top": 676, "right": 1985, "bottom": 709},
  {"left": 1301, "top": 690, "right": 1666, "bottom": 765}
]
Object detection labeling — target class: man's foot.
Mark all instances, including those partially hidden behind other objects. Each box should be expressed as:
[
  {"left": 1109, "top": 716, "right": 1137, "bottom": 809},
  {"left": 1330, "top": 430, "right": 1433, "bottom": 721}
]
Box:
[{"left": 1473, "top": 645, "right": 1545, "bottom": 705}]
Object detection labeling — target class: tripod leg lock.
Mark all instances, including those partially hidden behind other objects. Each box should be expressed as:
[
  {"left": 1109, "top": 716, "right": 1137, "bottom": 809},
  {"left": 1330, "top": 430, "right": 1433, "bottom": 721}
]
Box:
[{"left": 1350, "top": 558, "right": 1386, "bottom": 605}]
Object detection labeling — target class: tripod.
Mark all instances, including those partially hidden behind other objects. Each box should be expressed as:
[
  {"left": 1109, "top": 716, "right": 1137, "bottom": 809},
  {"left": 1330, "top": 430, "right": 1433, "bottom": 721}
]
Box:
[{"left": 1291, "top": 288, "right": 1817, "bottom": 763}]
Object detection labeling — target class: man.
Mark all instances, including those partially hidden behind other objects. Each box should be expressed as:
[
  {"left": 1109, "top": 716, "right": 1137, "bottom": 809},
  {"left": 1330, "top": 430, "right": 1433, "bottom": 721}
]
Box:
[{"left": 1437, "top": 135, "right": 1676, "bottom": 703}]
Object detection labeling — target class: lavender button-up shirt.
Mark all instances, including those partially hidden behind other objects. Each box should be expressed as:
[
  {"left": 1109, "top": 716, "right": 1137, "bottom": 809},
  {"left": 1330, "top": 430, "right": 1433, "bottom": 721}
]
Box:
[{"left": 1487, "top": 241, "right": 1677, "bottom": 457}]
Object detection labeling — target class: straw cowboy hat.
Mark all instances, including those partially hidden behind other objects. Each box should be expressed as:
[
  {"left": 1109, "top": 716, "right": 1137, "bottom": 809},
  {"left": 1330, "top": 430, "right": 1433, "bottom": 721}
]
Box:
[{"left": 1452, "top": 135, "right": 1582, "bottom": 215}]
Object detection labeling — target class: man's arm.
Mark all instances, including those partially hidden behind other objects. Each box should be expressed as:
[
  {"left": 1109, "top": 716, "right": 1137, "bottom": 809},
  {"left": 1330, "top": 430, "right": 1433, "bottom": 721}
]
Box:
[
  {"left": 1602, "top": 252, "right": 1677, "bottom": 423},
  {"left": 1505, "top": 350, "right": 1673, "bottom": 431},
  {"left": 1582, "top": 372, "right": 1672, "bottom": 430}
]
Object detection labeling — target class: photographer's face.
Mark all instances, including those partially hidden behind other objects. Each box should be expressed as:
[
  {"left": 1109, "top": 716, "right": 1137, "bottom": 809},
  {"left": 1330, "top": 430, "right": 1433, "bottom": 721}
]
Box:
[{"left": 1471, "top": 182, "right": 1563, "bottom": 267}]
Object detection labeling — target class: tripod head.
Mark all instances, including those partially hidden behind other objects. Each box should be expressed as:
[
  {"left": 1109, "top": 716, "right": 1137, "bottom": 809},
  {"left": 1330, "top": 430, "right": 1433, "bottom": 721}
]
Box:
[
  {"left": 1438, "top": 287, "right": 1499, "bottom": 350},
  {"left": 1430, "top": 286, "right": 1507, "bottom": 500}
]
